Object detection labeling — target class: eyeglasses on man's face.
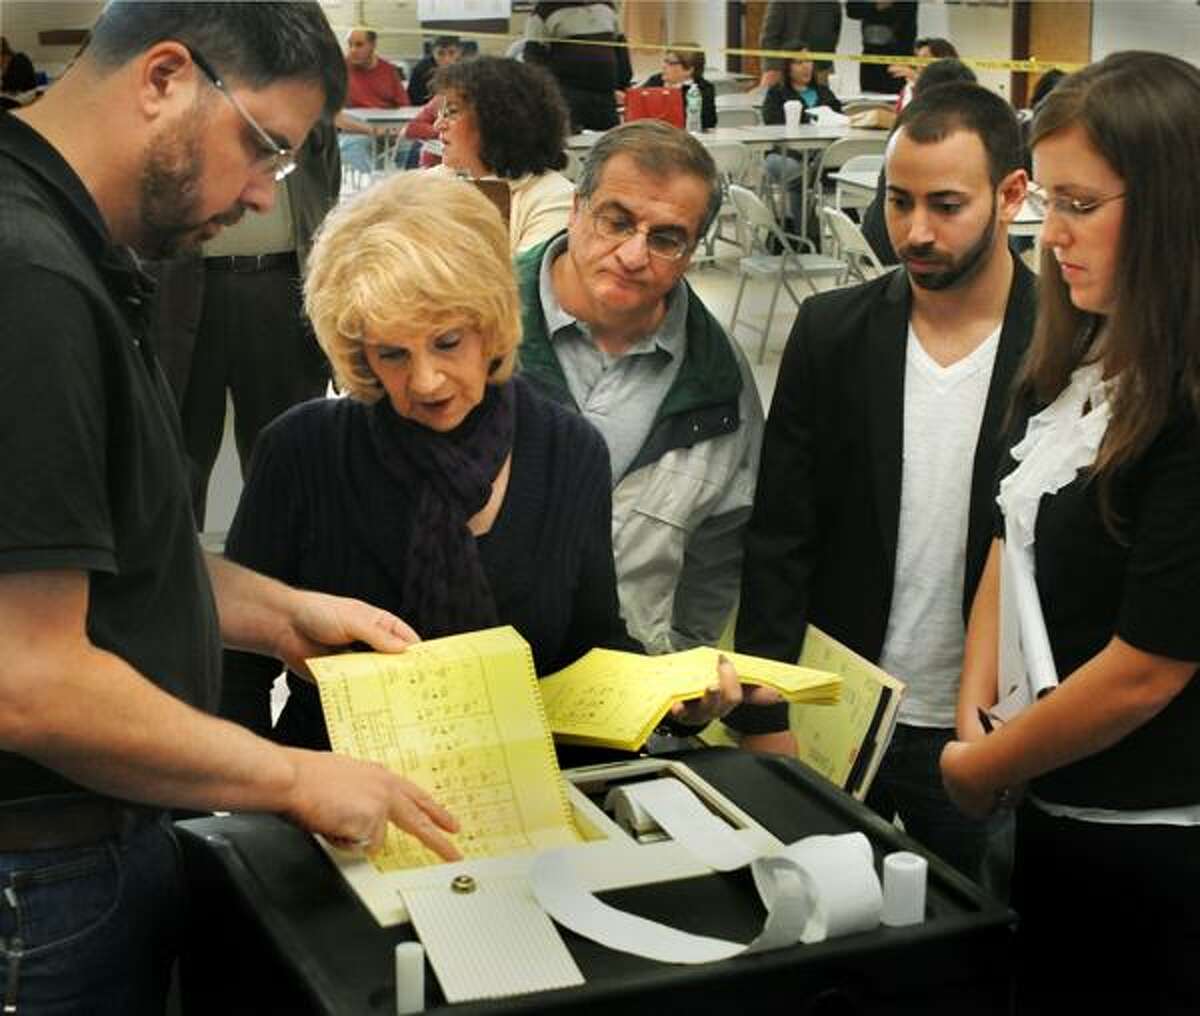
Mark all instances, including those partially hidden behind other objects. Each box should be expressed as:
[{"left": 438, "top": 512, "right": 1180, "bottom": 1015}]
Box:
[
  {"left": 1026, "top": 182, "right": 1125, "bottom": 219},
  {"left": 584, "top": 200, "right": 693, "bottom": 261},
  {"left": 186, "top": 45, "right": 297, "bottom": 182}
]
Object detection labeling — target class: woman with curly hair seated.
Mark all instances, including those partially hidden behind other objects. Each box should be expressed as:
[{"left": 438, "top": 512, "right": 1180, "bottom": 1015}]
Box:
[{"left": 430, "top": 55, "right": 574, "bottom": 253}]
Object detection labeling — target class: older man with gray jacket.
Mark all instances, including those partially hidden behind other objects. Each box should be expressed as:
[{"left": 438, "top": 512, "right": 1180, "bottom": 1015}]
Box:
[{"left": 518, "top": 123, "right": 769, "bottom": 734}]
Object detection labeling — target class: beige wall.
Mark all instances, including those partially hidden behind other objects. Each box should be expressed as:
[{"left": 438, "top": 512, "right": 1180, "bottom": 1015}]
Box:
[{"left": 1, "top": 1, "right": 102, "bottom": 78}]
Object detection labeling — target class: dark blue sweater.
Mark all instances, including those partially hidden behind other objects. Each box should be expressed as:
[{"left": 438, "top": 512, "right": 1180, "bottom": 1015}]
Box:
[{"left": 220, "top": 375, "right": 631, "bottom": 747}]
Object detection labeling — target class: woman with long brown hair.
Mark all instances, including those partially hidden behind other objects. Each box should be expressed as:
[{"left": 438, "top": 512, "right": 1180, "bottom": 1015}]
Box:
[{"left": 940, "top": 51, "right": 1200, "bottom": 1013}]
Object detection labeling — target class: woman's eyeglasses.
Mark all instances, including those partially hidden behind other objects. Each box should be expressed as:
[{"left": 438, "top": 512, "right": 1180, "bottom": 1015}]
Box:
[
  {"left": 187, "top": 45, "right": 297, "bottom": 182},
  {"left": 1026, "top": 182, "right": 1125, "bottom": 219}
]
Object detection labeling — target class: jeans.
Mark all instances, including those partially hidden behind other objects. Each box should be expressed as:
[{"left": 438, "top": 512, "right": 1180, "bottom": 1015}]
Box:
[
  {"left": 865, "top": 724, "right": 1002, "bottom": 886},
  {"left": 0, "top": 812, "right": 185, "bottom": 1015},
  {"left": 763, "top": 151, "right": 807, "bottom": 224}
]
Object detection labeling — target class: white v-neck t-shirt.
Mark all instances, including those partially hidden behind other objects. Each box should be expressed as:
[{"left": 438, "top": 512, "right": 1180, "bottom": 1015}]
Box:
[{"left": 878, "top": 323, "right": 1000, "bottom": 727}]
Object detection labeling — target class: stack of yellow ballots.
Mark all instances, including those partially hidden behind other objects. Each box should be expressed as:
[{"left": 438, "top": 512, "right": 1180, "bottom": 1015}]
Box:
[{"left": 539, "top": 647, "right": 840, "bottom": 751}]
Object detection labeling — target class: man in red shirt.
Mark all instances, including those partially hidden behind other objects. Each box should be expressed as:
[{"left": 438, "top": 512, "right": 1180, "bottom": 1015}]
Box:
[
  {"left": 338, "top": 27, "right": 409, "bottom": 176},
  {"left": 346, "top": 27, "right": 408, "bottom": 108}
]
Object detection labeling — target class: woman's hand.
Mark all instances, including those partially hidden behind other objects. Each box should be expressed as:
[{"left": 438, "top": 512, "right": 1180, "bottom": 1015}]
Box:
[{"left": 940, "top": 739, "right": 1023, "bottom": 819}]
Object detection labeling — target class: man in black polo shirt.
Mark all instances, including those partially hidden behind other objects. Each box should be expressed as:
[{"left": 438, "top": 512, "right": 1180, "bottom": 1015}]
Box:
[{"left": 0, "top": 5, "right": 458, "bottom": 1012}]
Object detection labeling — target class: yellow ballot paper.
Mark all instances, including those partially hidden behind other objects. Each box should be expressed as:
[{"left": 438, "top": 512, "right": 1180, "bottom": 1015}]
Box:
[
  {"left": 704, "top": 627, "right": 904, "bottom": 800},
  {"left": 791, "top": 627, "right": 903, "bottom": 799},
  {"left": 309, "top": 626, "right": 578, "bottom": 872},
  {"left": 540, "top": 646, "right": 840, "bottom": 752}
]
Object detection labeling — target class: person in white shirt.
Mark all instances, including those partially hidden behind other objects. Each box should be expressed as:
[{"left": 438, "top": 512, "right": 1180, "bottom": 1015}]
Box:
[
  {"left": 732, "top": 83, "right": 1034, "bottom": 884},
  {"left": 942, "top": 52, "right": 1200, "bottom": 1013},
  {"left": 427, "top": 55, "right": 575, "bottom": 254}
]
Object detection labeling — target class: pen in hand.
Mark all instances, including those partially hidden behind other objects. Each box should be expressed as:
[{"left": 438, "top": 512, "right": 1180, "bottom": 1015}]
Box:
[{"left": 977, "top": 707, "right": 995, "bottom": 734}]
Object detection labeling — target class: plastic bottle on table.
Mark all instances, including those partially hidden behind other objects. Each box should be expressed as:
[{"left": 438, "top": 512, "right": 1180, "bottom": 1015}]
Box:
[{"left": 685, "top": 84, "right": 702, "bottom": 133}]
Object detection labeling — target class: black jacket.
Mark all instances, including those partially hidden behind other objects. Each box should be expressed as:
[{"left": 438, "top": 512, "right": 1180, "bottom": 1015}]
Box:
[
  {"left": 732, "top": 260, "right": 1036, "bottom": 732},
  {"left": 846, "top": 1, "right": 918, "bottom": 94}
]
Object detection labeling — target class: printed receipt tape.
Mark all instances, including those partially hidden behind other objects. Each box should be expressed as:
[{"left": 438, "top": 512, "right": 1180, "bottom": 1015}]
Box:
[
  {"left": 607, "top": 778, "right": 760, "bottom": 871},
  {"left": 529, "top": 779, "right": 883, "bottom": 964},
  {"left": 756, "top": 833, "right": 882, "bottom": 943}
]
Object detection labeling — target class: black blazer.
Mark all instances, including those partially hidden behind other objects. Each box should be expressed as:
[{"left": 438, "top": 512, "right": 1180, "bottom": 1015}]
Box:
[{"left": 734, "top": 261, "right": 1036, "bottom": 725}]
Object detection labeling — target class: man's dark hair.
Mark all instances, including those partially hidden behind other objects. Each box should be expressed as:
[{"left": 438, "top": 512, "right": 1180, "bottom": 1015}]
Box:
[
  {"left": 434, "top": 56, "right": 568, "bottom": 177},
  {"left": 894, "top": 81, "right": 1021, "bottom": 186},
  {"left": 915, "top": 37, "right": 958, "bottom": 59},
  {"left": 432, "top": 35, "right": 461, "bottom": 50},
  {"left": 576, "top": 119, "right": 722, "bottom": 238},
  {"left": 914, "top": 58, "right": 977, "bottom": 97},
  {"left": 85, "top": 1, "right": 346, "bottom": 115},
  {"left": 1030, "top": 68, "right": 1066, "bottom": 109}
]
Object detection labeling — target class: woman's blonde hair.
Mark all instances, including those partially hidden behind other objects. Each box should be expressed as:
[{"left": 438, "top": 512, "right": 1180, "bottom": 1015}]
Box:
[{"left": 304, "top": 172, "right": 520, "bottom": 402}]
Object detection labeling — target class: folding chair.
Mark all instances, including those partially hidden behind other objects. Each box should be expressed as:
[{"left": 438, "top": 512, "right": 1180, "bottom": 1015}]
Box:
[
  {"left": 727, "top": 185, "right": 846, "bottom": 363},
  {"left": 833, "top": 153, "right": 884, "bottom": 213},
  {"left": 810, "top": 136, "right": 887, "bottom": 247},
  {"left": 822, "top": 207, "right": 890, "bottom": 285},
  {"left": 696, "top": 140, "right": 753, "bottom": 265},
  {"left": 716, "top": 106, "right": 761, "bottom": 128},
  {"left": 562, "top": 148, "right": 585, "bottom": 184}
]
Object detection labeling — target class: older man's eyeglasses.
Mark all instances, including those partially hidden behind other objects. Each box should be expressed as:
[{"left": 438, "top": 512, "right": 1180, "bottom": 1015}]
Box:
[
  {"left": 585, "top": 201, "right": 692, "bottom": 261},
  {"left": 1026, "top": 182, "right": 1125, "bottom": 219},
  {"left": 187, "top": 46, "right": 297, "bottom": 182}
]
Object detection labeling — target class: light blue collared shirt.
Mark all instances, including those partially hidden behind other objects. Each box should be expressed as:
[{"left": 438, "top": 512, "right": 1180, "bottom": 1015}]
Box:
[{"left": 537, "top": 234, "right": 689, "bottom": 483}]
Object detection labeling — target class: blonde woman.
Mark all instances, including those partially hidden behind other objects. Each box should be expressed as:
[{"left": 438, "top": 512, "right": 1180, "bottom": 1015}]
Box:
[{"left": 219, "top": 172, "right": 628, "bottom": 748}]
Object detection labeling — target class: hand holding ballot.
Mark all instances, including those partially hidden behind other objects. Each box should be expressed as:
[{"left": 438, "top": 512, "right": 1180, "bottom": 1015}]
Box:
[{"left": 668, "top": 653, "right": 786, "bottom": 728}]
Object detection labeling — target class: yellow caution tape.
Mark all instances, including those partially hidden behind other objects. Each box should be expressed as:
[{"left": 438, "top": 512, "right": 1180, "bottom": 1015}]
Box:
[{"left": 332, "top": 25, "right": 1083, "bottom": 76}]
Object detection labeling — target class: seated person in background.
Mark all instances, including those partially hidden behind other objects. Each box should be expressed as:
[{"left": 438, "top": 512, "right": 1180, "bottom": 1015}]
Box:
[
  {"left": 220, "top": 173, "right": 750, "bottom": 749},
  {"left": 762, "top": 48, "right": 844, "bottom": 227},
  {"left": 524, "top": 1, "right": 621, "bottom": 132},
  {"left": 408, "top": 34, "right": 461, "bottom": 106},
  {"left": 403, "top": 95, "right": 444, "bottom": 169},
  {"left": 345, "top": 26, "right": 408, "bottom": 107},
  {"left": 1, "top": 36, "right": 37, "bottom": 96},
  {"left": 429, "top": 56, "right": 575, "bottom": 253},
  {"left": 861, "top": 58, "right": 978, "bottom": 264},
  {"left": 641, "top": 45, "right": 716, "bottom": 131},
  {"left": 516, "top": 123, "right": 776, "bottom": 741},
  {"left": 336, "top": 27, "right": 410, "bottom": 175},
  {"left": 890, "top": 36, "right": 959, "bottom": 110}
]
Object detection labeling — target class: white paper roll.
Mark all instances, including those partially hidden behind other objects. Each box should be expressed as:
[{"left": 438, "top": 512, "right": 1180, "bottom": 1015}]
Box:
[
  {"left": 881, "top": 851, "right": 927, "bottom": 927},
  {"left": 395, "top": 941, "right": 425, "bottom": 1015},
  {"left": 786, "top": 833, "right": 882, "bottom": 943}
]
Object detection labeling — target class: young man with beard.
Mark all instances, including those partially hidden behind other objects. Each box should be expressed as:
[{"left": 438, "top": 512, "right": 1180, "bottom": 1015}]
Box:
[
  {"left": 0, "top": 5, "right": 459, "bottom": 1011},
  {"left": 728, "top": 83, "right": 1035, "bottom": 882}
]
